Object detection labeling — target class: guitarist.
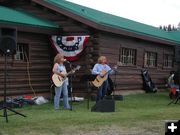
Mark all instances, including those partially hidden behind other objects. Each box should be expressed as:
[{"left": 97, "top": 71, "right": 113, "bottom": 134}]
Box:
[
  {"left": 52, "top": 53, "right": 70, "bottom": 110},
  {"left": 92, "top": 56, "right": 114, "bottom": 102}
]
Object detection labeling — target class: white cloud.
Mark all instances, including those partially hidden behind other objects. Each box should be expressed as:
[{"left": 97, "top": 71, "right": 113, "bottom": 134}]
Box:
[{"left": 66, "top": 0, "right": 180, "bottom": 27}]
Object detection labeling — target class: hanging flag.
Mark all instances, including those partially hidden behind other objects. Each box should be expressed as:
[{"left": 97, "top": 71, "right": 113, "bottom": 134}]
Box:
[{"left": 51, "top": 35, "right": 89, "bottom": 61}]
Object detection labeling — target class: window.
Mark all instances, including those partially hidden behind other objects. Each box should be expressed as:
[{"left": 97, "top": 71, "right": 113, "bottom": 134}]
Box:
[
  {"left": 144, "top": 51, "right": 157, "bottom": 67},
  {"left": 14, "top": 43, "right": 29, "bottom": 62},
  {"left": 164, "top": 54, "right": 173, "bottom": 68},
  {"left": 120, "top": 48, "right": 136, "bottom": 66}
]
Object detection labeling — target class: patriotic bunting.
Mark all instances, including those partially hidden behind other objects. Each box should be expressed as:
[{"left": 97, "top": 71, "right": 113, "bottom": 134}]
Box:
[{"left": 51, "top": 35, "right": 89, "bottom": 61}]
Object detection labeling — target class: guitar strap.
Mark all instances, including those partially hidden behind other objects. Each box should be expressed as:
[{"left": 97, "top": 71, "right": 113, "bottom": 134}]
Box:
[
  {"left": 57, "top": 64, "right": 68, "bottom": 85},
  {"left": 58, "top": 64, "right": 67, "bottom": 74}
]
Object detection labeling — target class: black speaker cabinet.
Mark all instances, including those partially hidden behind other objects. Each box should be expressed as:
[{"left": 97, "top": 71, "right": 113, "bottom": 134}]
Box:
[
  {"left": 175, "top": 46, "right": 180, "bottom": 63},
  {"left": 91, "top": 99, "right": 115, "bottom": 112},
  {"left": 0, "top": 28, "right": 17, "bottom": 55}
]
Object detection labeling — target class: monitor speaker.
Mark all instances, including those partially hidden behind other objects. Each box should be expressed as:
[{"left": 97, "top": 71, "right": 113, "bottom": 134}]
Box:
[
  {"left": 175, "top": 46, "right": 180, "bottom": 63},
  {"left": 91, "top": 99, "right": 115, "bottom": 112},
  {"left": 0, "top": 28, "right": 17, "bottom": 55}
]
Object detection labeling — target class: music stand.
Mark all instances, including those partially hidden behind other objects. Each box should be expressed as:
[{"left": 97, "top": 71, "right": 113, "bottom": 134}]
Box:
[
  {"left": 112, "top": 70, "right": 117, "bottom": 97},
  {"left": 168, "top": 90, "right": 180, "bottom": 105},
  {"left": 81, "top": 74, "right": 96, "bottom": 109},
  {"left": 0, "top": 51, "right": 26, "bottom": 122},
  {"left": 174, "top": 91, "right": 180, "bottom": 104},
  {"left": 168, "top": 64, "right": 180, "bottom": 105}
]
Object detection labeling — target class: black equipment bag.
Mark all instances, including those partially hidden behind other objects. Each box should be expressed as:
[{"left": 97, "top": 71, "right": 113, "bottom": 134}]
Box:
[{"left": 141, "top": 69, "right": 157, "bottom": 93}]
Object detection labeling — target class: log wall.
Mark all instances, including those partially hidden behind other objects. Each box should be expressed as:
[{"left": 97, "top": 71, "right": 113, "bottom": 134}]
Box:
[
  {"left": 0, "top": 0, "right": 176, "bottom": 97},
  {"left": 0, "top": 31, "right": 52, "bottom": 96},
  {"left": 0, "top": 0, "right": 99, "bottom": 97},
  {"left": 98, "top": 32, "right": 175, "bottom": 92}
]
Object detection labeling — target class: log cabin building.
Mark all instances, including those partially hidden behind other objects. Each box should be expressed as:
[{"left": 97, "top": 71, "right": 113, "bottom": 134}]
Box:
[{"left": 0, "top": 0, "right": 180, "bottom": 97}]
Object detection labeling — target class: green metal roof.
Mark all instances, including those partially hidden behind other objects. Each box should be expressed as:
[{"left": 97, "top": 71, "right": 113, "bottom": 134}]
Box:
[
  {"left": 169, "top": 31, "right": 180, "bottom": 42},
  {"left": 0, "top": 6, "right": 59, "bottom": 29},
  {"left": 45, "top": 0, "right": 180, "bottom": 44}
]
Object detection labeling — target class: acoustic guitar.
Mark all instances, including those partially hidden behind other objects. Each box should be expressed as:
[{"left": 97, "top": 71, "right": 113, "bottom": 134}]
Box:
[
  {"left": 52, "top": 65, "right": 81, "bottom": 87},
  {"left": 91, "top": 63, "right": 119, "bottom": 88}
]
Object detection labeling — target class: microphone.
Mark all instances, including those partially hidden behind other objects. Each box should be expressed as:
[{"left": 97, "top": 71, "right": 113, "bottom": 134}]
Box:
[{"left": 64, "top": 59, "right": 70, "bottom": 63}]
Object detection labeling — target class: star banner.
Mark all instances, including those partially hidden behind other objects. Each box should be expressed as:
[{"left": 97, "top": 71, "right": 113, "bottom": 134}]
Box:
[{"left": 51, "top": 35, "right": 89, "bottom": 61}]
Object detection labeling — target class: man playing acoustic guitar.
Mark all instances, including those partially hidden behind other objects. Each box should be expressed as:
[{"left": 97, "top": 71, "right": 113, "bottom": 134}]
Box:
[
  {"left": 92, "top": 56, "right": 117, "bottom": 102},
  {"left": 52, "top": 53, "right": 70, "bottom": 110}
]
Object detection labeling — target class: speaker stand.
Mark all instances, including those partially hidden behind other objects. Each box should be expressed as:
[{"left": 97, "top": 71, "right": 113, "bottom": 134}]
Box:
[{"left": 0, "top": 52, "right": 26, "bottom": 122}]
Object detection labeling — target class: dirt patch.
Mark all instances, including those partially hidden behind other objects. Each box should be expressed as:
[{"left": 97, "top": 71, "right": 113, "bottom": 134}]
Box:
[
  {"left": 62, "top": 124, "right": 162, "bottom": 135},
  {"left": 115, "top": 90, "right": 145, "bottom": 96}
]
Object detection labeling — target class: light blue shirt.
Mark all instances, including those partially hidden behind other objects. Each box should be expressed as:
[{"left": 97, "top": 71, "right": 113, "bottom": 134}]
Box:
[
  {"left": 92, "top": 64, "right": 112, "bottom": 77},
  {"left": 57, "top": 64, "right": 66, "bottom": 73},
  {"left": 57, "top": 64, "right": 69, "bottom": 85}
]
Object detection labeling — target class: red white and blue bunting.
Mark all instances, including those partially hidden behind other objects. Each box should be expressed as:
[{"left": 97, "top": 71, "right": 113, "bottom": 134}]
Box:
[{"left": 51, "top": 35, "right": 89, "bottom": 61}]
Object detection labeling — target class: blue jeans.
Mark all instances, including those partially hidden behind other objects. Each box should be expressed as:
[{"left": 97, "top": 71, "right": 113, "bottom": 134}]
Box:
[
  {"left": 54, "top": 82, "right": 70, "bottom": 110},
  {"left": 96, "top": 80, "right": 109, "bottom": 102}
]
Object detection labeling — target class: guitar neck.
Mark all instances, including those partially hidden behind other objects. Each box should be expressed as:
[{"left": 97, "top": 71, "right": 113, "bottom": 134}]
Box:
[
  {"left": 66, "top": 70, "right": 72, "bottom": 77},
  {"left": 63, "top": 65, "right": 80, "bottom": 77},
  {"left": 65, "top": 68, "right": 78, "bottom": 77},
  {"left": 66, "top": 71, "right": 73, "bottom": 77},
  {"left": 104, "top": 65, "right": 117, "bottom": 76},
  {"left": 103, "top": 69, "right": 112, "bottom": 76}
]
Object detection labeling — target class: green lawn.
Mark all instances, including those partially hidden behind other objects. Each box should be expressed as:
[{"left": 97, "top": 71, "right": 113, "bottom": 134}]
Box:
[{"left": 0, "top": 92, "right": 179, "bottom": 135}]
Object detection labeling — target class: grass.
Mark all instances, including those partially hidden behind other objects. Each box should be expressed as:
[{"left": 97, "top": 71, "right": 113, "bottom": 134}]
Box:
[{"left": 0, "top": 91, "right": 179, "bottom": 135}]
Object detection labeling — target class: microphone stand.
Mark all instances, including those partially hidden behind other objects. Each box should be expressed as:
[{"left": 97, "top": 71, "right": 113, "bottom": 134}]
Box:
[
  {"left": 68, "top": 61, "right": 73, "bottom": 111},
  {"left": 113, "top": 70, "right": 117, "bottom": 98}
]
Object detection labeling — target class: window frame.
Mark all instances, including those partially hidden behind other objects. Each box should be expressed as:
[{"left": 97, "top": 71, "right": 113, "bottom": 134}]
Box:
[
  {"left": 163, "top": 54, "right": 174, "bottom": 68},
  {"left": 12, "top": 43, "right": 30, "bottom": 66},
  {"left": 144, "top": 51, "right": 157, "bottom": 68},
  {"left": 120, "top": 47, "right": 137, "bottom": 66}
]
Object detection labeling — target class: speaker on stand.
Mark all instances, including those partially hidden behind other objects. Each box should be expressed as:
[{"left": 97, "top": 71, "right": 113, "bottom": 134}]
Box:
[
  {"left": 0, "top": 28, "right": 17, "bottom": 54},
  {"left": 0, "top": 36, "right": 16, "bottom": 54},
  {"left": 0, "top": 28, "right": 26, "bottom": 122}
]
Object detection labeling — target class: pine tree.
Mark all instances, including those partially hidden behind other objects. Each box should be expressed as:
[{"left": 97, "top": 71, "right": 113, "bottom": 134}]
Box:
[
  {"left": 167, "top": 24, "right": 172, "bottom": 31},
  {"left": 177, "top": 22, "right": 180, "bottom": 30}
]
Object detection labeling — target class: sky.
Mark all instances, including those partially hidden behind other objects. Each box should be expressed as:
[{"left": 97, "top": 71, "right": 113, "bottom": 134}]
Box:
[{"left": 66, "top": 0, "right": 180, "bottom": 27}]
